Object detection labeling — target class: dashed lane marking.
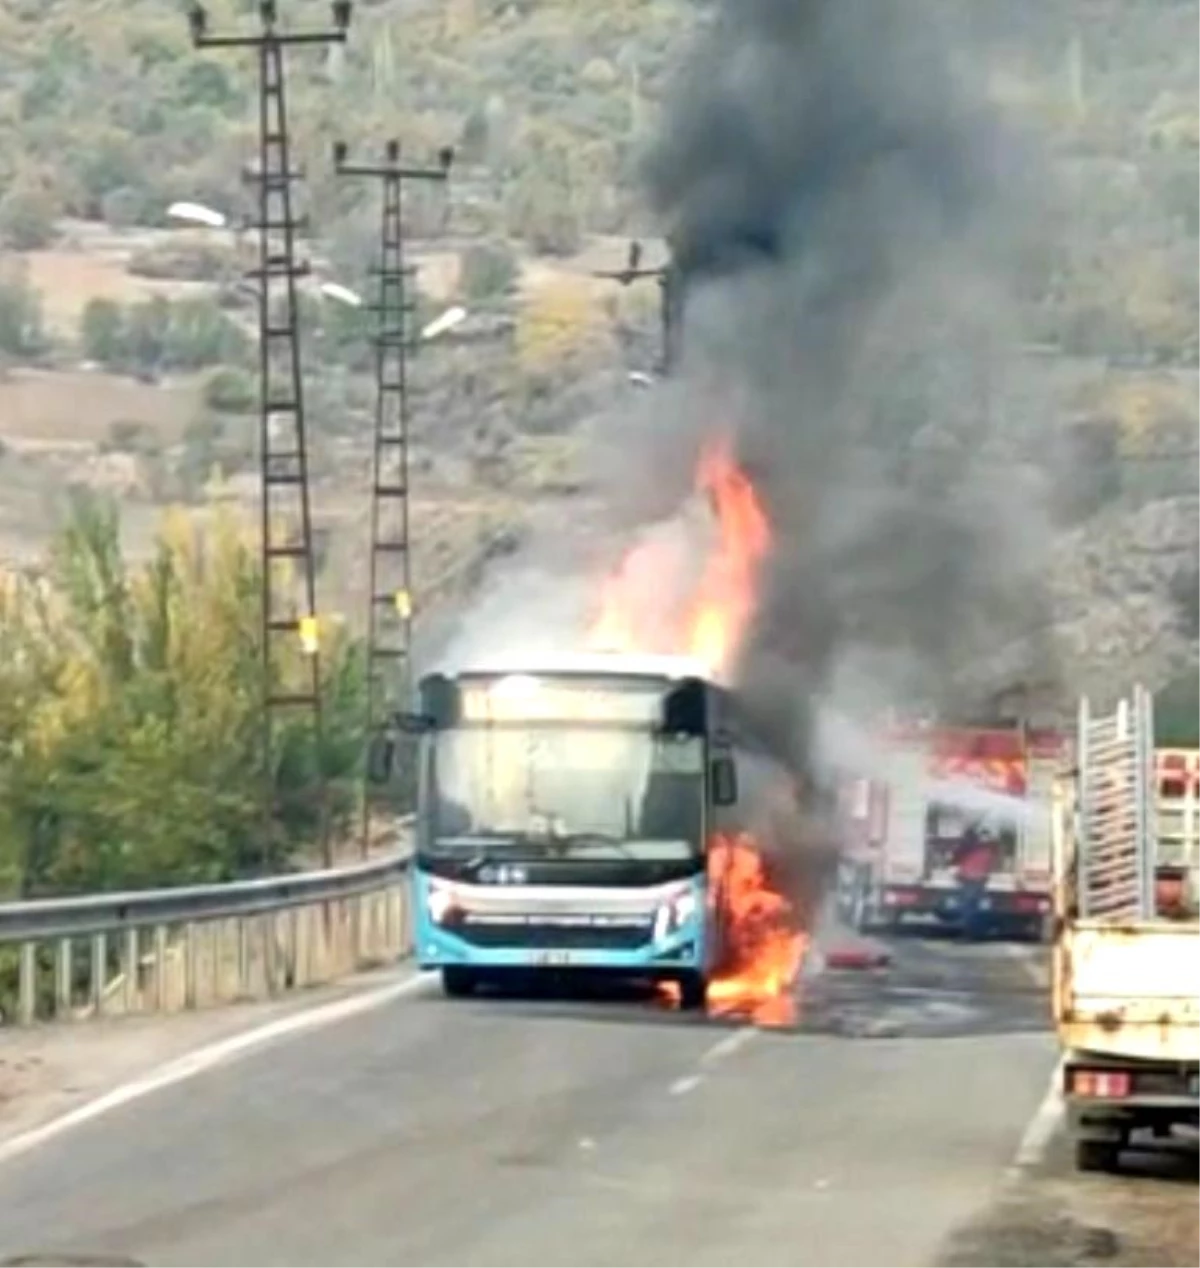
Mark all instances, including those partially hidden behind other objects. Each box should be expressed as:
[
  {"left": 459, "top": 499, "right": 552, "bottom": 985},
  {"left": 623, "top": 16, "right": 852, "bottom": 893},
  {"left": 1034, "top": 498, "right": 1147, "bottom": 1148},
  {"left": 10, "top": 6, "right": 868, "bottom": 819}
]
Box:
[
  {"left": 700, "top": 1025, "right": 758, "bottom": 1066},
  {"left": 668, "top": 1024, "right": 760, "bottom": 1097}
]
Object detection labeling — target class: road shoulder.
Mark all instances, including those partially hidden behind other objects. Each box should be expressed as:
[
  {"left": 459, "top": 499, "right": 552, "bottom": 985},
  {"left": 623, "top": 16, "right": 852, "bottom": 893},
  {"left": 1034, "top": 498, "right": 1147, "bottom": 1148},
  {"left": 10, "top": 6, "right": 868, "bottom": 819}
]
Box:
[{"left": 0, "top": 966, "right": 416, "bottom": 1147}]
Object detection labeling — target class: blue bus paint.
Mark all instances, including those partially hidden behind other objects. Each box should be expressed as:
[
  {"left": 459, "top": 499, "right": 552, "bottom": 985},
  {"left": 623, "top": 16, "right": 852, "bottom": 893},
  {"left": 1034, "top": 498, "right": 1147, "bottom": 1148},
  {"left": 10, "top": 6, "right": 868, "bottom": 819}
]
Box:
[{"left": 411, "top": 867, "right": 708, "bottom": 973}]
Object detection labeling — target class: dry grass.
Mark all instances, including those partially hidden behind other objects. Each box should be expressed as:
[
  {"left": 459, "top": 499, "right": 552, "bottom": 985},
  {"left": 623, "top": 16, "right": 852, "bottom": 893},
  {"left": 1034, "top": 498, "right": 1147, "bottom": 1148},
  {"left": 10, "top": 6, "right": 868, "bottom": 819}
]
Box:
[
  {"left": 0, "top": 368, "right": 201, "bottom": 446},
  {"left": 24, "top": 246, "right": 209, "bottom": 337}
]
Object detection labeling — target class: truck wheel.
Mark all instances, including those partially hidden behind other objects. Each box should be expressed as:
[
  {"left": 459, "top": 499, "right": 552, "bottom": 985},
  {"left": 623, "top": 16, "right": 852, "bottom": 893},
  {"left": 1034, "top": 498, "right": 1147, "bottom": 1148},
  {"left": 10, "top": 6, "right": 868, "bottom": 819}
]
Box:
[
  {"left": 677, "top": 972, "right": 708, "bottom": 1011},
  {"left": 1075, "top": 1139, "right": 1120, "bottom": 1173},
  {"left": 441, "top": 966, "right": 477, "bottom": 998}
]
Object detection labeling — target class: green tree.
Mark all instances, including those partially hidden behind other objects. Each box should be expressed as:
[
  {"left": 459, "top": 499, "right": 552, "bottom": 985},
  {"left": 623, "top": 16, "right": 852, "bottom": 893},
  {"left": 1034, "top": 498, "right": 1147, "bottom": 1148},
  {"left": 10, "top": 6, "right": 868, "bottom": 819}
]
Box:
[
  {"left": 1155, "top": 668, "right": 1200, "bottom": 747},
  {"left": 460, "top": 241, "right": 517, "bottom": 303},
  {"left": 80, "top": 298, "right": 126, "bottom": 366},
  {"left": 505, "top": 166, "right": 581, "bottom": 256},
  {"left": 0, "top": 495, "right": 368, "bottom": 899},
  {"left": 0, "top": 180, "right": 59, "bottom": 250},
  {"left": 165, "top": 297, "right": 248, "bottom": 368},
  {"left": 122, "top": 297, "right": 170, "bottom": 375},
  {"left": 0, "top": 265, "right": 46, "bottom": 358},
  {"left": 202, "top": 366, "right": 256, "bottom": 414}
]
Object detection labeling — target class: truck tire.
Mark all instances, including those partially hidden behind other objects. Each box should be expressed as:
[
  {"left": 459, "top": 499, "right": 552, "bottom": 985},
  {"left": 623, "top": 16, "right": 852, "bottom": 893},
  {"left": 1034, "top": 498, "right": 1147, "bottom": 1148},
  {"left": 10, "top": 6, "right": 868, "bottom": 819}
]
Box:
[
  {"left": 1075, "top": 1139, "right": 1120, "bottom": 1173},
  {"left": 677, "top": 971, "right": 708, "bottom": 1011},
  {"left": 441, "top": 966, "right": 478, "bottom": 998}
]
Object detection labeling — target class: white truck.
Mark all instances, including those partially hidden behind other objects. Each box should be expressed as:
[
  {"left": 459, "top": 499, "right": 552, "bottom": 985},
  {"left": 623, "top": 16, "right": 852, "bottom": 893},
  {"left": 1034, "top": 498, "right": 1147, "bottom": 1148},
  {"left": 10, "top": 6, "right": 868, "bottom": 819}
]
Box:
[{"left": 1052, "top": 685, "right": 1200, "bottom": 1172}]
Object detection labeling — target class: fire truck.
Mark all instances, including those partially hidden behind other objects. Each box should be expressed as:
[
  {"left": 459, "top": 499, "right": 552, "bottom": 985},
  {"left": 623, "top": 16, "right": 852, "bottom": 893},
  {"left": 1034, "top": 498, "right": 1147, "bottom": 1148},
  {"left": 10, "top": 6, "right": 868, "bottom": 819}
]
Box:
[{"left": 835, "top": 716, "right": 1068, "bottom": 940}]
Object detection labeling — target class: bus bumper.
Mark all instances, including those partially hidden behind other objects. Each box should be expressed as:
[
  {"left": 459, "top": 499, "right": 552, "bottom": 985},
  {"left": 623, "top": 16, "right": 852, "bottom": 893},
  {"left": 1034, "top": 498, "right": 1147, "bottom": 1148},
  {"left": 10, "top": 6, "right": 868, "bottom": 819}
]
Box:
[{"left": 414, "top": 922, "right": 705, "bottom": 974}]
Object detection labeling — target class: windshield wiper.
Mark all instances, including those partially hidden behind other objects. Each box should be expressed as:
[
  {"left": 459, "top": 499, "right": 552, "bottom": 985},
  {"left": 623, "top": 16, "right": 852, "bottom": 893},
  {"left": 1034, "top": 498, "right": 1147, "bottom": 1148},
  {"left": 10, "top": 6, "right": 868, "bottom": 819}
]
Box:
[{"left": 550, "top": 832, "right": 639, "bottom": 860}]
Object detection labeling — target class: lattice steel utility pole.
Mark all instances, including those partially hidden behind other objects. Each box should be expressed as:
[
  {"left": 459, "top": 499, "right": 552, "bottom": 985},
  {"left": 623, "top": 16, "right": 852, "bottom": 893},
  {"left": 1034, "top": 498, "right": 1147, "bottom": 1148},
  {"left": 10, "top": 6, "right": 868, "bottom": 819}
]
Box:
[
  {"left": 593, "top": 239, "right": 681, "bottom": 375},
  {"left": 188, "top": 1, "right": 353, "bottom": 870},
  {"left": 333, "top": 139, "right": 452, "bottom": 847}
]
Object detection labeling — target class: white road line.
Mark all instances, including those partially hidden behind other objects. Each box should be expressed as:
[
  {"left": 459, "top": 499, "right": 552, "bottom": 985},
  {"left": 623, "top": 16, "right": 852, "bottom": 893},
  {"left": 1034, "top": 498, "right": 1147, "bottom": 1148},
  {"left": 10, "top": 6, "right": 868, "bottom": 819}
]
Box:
[
  {"left": 994, "top": 942, "right": 1062, "bottom": 1172},
  {"left": 700, "top": 1025, "right": 757, "bottom": 1067},
  {"left": 0, "top": 971, "right": 432, "bottom": 1169},
  {"left": 666, "top": 1023, "right": 759, "bottom": 1098},
  {"left": 1009, "top": 1056, "right": 1066, "bottom": 1173}
]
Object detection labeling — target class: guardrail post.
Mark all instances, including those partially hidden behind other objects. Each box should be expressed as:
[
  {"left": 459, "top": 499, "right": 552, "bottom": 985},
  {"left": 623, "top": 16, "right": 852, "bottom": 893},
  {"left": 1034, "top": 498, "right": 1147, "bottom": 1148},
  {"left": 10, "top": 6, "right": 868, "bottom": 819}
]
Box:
[
  {"left": 338, "top": 899, "right": 351, "bottom": 975},
  {"left": 286, "top": 907, "right": 298, "bottom": 988},
  {"left": 123, "top": 928, "right": 139, "bottom": 1014},
  {"left": 90, "top": 931, "right": 106, "bottom": 1017},
  {"left": 263, "top": 913, "right": 278, "bottom": 997},
  {"left": 153, "top": 924, "right": 168, "bottom": 1012},
  {"left": 184, "top": 922, "right": 199, "bottom": 1010},
  {"left": 295, "top": 906, "right": 311, "bottom": 987},
  {"left": 55, "top": 936, "right": 72, "bottom": 1019},
  {"left": 18, "top": 940, "right": 36, "bottom": 1024},
  {"left": 237, "top": 917, "right": 250, "bottom": 999},
  {"left": 349, "top": 897, "right": 361, "bottom": 970}
]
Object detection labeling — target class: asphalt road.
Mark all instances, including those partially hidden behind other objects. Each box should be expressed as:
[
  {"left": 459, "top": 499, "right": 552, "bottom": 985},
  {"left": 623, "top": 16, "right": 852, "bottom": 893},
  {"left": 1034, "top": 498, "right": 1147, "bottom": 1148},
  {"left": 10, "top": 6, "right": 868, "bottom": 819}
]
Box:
[{"left": 0, "top": 938, "right": 1063, "bottom": 1267}]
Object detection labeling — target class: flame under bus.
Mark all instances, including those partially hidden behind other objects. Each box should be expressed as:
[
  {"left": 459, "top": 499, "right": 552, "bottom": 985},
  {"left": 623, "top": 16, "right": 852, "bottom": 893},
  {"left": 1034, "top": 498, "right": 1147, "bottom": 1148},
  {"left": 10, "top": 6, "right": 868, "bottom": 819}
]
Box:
[{"left": 372, "top": 655, "right": 740, "bottom": 1006}]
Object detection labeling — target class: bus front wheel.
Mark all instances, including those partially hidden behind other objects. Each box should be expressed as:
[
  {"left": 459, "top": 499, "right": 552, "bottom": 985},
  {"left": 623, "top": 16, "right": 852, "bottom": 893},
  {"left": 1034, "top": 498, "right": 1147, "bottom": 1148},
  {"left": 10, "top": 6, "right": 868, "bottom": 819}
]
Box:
[
  {"left": 441, "top": 966, "right": 478, "bottom": 998},
  {"left": 677, "top": 972, "right": 708, "bottom": 1011}
]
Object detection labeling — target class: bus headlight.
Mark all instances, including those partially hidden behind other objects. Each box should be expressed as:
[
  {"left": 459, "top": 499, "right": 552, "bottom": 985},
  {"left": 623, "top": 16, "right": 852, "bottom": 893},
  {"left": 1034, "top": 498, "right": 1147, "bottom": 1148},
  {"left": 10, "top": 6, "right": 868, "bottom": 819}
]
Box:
[
  {"left": 426, "top": 881, "right": 455, "bottom": 924},
  {"left": 653, "top": 889, "right": 698, "bottom": 942}
]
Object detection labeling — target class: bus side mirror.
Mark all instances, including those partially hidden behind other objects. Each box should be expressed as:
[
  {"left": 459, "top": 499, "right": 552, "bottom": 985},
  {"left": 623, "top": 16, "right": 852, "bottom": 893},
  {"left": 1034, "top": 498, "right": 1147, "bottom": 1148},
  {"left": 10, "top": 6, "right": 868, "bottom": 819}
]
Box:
[
  {"left": 712, "top": 756, "right": 738, "bottom": 807},
  {"left": 661, "top": 677, "right": 707, "bottom": 735},
  {"left": 366, "top": 734, "right": 395, "bottom": 784}
]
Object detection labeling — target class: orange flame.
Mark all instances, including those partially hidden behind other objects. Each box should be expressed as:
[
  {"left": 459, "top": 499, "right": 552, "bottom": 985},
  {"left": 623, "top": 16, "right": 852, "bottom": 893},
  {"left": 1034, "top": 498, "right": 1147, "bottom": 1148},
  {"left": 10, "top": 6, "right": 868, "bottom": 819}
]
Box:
[
  {"left": 686, "top": 437, "right": 772, "bottom": 677},
  {"left": 588, "top": 436, "right": 771, "bottom": 681},
  {"left": 706, "top": 832, "right": 806, "bottom": 1027},
  {"left": 588, "top": 437, "right": 804, "bottom": 1024}
]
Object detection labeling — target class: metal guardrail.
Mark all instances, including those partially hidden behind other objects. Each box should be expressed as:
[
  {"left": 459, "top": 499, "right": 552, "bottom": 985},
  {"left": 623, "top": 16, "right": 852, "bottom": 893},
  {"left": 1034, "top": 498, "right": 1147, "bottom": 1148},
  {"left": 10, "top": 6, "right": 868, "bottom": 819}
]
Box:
[
  {"left": 0, "top": 854, "right": 408, "bottom": 941},
  {"left": 0, "top": 850, "right": 414, "bottom": 1027}
]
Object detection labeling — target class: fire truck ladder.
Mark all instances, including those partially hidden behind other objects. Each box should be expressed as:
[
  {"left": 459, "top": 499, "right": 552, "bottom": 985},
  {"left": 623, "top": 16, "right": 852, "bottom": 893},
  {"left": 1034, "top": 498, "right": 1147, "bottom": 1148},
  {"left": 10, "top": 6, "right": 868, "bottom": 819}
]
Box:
[{"left": 1076, "top": 686, "right": 1157, "bottom": 921}]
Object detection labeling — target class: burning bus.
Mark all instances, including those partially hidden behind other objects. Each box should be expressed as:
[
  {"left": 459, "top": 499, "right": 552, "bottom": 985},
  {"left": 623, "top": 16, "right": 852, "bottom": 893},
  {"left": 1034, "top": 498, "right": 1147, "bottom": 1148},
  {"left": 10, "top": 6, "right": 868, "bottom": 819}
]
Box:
[{"left": 368, "top": 652, "right": 805, "bottom": 1013}]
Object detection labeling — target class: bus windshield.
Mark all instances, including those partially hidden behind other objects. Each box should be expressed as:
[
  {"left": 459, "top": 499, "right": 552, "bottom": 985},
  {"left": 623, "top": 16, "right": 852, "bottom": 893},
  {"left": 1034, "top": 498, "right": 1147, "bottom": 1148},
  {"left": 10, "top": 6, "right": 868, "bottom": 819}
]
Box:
[{"left": 426, "top": 725, "right": 704, "bottom": 861}]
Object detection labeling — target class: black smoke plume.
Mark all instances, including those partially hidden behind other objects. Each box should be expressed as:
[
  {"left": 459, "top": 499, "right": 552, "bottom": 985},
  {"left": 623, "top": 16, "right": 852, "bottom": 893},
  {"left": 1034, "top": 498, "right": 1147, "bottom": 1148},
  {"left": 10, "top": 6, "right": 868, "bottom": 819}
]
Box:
[{"left": 640, "top": 0, "right": 1061, "bottom": 782}]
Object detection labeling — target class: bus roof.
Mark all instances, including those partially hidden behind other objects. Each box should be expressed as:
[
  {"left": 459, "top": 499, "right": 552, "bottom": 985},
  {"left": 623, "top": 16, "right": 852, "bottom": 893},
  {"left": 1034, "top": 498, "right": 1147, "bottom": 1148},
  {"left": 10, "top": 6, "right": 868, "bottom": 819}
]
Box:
[{"left": 448, "top": 651, "right": 713, "bottom": 683}]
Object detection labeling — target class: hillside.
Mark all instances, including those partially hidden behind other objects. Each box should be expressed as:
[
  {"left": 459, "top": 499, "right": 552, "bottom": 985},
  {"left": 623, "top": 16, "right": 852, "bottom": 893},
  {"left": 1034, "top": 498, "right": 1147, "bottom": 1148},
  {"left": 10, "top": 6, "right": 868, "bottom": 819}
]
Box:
[{"left": 0, "top": 0, "right": 1193, "bottom": 719}]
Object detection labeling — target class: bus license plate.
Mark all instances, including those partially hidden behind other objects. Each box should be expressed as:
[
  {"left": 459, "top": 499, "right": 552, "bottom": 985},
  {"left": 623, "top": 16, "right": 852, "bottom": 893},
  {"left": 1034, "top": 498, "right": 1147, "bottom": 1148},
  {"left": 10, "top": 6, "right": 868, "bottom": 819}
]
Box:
[{"left": 533, "top": 951, "right": 575, "bottom": 967}]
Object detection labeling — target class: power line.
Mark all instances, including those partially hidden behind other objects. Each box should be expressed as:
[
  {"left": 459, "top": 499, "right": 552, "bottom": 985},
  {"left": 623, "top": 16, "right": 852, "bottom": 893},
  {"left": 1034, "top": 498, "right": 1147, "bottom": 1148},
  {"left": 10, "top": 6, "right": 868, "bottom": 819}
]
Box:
[
  {"left": 189, "top": 1, "right": 353, "bottom": 872},
  {"left": 333, "top": 138, "right": 452, "bottom": 851},
  {"left": 592, "top": 240, "right": 681, "bottom": 376}
]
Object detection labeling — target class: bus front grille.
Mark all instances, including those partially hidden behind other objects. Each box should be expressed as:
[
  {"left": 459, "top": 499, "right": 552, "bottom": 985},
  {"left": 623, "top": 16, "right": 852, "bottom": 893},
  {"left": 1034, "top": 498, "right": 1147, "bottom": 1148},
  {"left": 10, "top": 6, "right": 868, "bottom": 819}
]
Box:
[{"left": 451, "top": 919, "right": 653, "bottom": 952}]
